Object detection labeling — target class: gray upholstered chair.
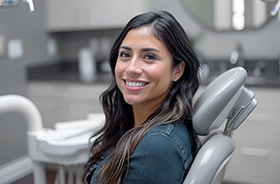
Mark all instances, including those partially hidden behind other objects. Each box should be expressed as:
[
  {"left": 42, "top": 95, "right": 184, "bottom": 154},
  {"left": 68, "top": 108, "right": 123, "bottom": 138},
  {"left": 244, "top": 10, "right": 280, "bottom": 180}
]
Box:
[{"left": 184, "top": 67, "right": 257, "bottom": 184}]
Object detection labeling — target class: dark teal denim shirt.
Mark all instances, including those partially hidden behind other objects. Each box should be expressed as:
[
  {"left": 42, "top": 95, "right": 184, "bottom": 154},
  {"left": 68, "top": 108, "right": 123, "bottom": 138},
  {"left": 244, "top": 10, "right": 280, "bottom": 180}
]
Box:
[{"left": 86, "top": 122, "right": 193, "bottom": 184}]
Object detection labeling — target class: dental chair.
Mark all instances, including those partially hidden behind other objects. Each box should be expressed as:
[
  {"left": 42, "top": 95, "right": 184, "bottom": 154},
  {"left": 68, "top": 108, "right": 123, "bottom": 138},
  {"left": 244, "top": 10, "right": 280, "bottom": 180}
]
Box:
[
  {"left": 184, "top": 67, "right": 257, "bottom": 184},
  {"left": 0, "top": 67, "right": 256, "bottom": 184}
]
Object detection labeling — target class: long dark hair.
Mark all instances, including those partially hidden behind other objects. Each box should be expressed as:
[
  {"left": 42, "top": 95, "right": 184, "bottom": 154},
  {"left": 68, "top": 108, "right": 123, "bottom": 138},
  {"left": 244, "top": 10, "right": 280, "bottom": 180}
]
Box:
[{"left": 85, "top": 10, "right": 201, "bottom": 183}]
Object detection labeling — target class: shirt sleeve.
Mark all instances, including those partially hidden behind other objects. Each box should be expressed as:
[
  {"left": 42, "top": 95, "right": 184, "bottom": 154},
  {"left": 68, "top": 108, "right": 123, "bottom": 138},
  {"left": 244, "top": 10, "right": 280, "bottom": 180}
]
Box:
[{"left": 122, "top": 132, "right": 188, "bottom": 184}]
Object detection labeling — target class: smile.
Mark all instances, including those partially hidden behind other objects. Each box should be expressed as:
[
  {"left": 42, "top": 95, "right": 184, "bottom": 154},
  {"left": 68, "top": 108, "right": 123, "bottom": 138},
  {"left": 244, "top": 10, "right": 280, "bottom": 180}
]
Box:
[{"left": 125, "top": 81, "right": 148, "bottom": 87}]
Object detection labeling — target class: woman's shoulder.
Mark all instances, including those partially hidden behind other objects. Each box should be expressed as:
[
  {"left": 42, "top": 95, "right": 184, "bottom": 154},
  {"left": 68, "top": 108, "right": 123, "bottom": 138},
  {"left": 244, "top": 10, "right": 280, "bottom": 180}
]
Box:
[
  {"left": 141, "top": 122, "right": 192, "bottom": 155},
  {"left": 147, "top": 122, "right": 190, "bottom": 141}
]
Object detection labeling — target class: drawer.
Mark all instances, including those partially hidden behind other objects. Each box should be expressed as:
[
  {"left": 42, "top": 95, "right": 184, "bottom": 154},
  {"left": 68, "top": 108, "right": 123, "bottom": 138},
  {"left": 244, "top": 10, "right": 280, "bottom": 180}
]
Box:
[
  {"left": 224, "top": 148, "right": 280, "bottom": 184},
  {"left": 252, "top": 88, "right": 280, "bottom": 112},
  {"left": 28, "top": 82, "right": 108, "bottom": 100}
]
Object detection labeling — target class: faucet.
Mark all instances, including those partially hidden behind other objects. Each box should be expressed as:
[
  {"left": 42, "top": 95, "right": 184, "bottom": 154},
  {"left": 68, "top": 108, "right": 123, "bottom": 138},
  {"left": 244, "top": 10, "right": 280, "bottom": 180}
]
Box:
[{"left": 230, "top": 43, "right": 244, "bottom": 67}]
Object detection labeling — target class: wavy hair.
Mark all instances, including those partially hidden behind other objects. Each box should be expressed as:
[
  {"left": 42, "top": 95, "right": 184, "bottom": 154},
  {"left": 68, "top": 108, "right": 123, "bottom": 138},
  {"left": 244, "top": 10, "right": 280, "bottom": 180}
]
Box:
[{"left": 85, "top": 10, "right": 201, "bottom": 184}]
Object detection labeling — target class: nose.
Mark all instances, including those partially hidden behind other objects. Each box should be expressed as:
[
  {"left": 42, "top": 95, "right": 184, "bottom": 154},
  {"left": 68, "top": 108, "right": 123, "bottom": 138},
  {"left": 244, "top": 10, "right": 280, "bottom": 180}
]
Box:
[{"left": 125, "top": 58, "right": 143, "bottom": 76}]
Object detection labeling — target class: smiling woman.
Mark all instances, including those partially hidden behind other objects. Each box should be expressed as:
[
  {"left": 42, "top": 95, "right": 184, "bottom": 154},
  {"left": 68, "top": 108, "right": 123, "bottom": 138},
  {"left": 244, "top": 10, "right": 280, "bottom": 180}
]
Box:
[
  {"left": 115, "top": 27, "right": 184, "bottom": 126},
  {"left": 84, "top": 10, "right": 201, "bottom": 184}
]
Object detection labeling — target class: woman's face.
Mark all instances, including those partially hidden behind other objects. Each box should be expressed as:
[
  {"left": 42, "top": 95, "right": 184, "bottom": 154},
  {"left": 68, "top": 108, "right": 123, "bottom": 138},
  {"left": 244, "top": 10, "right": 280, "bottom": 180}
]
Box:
[{"left": 115, "top": 26, "right": 184, "bottom": 112}]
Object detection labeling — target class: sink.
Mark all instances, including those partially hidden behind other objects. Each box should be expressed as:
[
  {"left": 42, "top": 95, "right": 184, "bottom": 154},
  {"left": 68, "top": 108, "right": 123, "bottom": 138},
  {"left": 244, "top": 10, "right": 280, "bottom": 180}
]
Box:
[{"left": 201, "top": 59, "right": 280, "bottom": 86}]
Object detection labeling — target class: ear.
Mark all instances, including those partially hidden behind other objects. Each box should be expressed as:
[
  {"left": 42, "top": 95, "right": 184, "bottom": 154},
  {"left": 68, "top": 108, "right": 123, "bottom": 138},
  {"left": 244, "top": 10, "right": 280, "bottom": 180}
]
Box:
[{"left": 173, "top": 61, "right": 185, "bottom": 81}]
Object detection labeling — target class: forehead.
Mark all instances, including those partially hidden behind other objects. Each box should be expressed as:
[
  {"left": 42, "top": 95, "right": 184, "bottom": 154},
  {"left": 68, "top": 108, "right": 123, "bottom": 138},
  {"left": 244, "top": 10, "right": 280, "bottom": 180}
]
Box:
[{"left": 121, "top": 27, "right": 166, "bottom": 50}]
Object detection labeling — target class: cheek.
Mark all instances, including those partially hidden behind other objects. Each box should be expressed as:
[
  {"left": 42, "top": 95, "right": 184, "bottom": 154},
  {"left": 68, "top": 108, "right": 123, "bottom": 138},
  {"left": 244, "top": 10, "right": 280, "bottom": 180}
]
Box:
[
  {"left": 150, "top": 65, "right": 172, "bottom": 80},
  {"left": 148, "top": 67, "right": 173, "bottom": 88},
  {"left": 114, "top": 61, "right": 124, "bottom": 77},
  {"left": 115, "top": 63, "right": 123, "bottom": 90}
]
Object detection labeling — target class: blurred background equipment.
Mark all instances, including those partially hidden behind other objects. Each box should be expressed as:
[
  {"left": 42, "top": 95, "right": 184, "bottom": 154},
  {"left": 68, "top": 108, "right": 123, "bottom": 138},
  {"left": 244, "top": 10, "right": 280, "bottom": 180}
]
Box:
[{"left": 0, "top": 0, "right": 34, "bottom": 11}]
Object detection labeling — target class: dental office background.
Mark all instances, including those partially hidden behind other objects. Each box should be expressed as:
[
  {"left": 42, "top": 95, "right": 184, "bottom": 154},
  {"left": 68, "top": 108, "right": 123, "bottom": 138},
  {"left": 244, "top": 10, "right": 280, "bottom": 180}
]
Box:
[{"left": 0, "top": 0, "right": 280, "bottom": 183}]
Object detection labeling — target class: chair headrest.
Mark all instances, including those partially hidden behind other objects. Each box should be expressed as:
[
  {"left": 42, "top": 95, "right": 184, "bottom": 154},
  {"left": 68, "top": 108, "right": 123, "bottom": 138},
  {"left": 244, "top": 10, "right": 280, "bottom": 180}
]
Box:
[{"left": 193, "top": 67, "right": 247, "bottom": 135}]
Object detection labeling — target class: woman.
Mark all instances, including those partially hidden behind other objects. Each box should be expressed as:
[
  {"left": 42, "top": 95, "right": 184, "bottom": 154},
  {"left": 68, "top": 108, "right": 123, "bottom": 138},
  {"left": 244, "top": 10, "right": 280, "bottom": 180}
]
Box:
[{"left": 85, "top": 10, "right": 201, "bottom": 184}]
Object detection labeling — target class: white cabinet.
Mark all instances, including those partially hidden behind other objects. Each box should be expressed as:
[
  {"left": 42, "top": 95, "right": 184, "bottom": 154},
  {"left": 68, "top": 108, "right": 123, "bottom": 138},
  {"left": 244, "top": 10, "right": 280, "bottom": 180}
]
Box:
[
  {"left": 46, "top": 0, "right": 151, "bottom": 31},
  {"left": 27, "top": 81, "right": 108, "bottom": 128},
  {"left": 224, "top": 87, "right": 280, "bottom": 184},
  {"left": 46, "top": 0, "right": 82, "bottom": 31}
]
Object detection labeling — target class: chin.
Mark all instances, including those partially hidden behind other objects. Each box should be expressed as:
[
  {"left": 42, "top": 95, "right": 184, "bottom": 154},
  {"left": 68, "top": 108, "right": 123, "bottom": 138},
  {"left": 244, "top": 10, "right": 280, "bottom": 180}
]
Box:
[{"left": 123, "top": 97, "right": 139, "bottom": 106}]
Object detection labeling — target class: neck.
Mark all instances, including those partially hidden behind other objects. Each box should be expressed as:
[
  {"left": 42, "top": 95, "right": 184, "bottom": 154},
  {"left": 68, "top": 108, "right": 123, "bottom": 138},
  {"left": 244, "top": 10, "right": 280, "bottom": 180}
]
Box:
[
  {"left": 133, "top": 108, "right": 148, "bottom": 128},
  {"left": 132, "top": 104, "right": 159, "bottom": 128}
]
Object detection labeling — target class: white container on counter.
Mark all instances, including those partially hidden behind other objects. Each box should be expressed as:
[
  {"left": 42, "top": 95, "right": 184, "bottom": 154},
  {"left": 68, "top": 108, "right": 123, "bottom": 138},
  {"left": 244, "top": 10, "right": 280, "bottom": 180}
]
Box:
[{"left": 78, "top": 47, "right": 96, "bottom": 82}]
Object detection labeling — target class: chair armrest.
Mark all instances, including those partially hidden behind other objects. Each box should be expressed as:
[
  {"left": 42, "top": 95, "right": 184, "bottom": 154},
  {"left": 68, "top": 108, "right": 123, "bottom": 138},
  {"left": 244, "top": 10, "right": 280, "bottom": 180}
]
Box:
[{"left": 183, "top": 134, "right": 235, "bottom": 184}]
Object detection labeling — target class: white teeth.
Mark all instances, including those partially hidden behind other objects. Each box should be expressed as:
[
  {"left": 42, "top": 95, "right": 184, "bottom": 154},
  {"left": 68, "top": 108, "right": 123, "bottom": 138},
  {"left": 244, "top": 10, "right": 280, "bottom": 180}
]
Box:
[{"left": 126, "top": 81, "right": 146, "bottom": 87}]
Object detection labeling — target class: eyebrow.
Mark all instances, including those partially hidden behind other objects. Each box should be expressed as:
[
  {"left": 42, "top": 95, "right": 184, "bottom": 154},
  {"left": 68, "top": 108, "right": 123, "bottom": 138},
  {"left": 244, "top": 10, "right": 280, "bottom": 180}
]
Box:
[{"left": 120, "top": 46, "right": 161, "bottom": 53}]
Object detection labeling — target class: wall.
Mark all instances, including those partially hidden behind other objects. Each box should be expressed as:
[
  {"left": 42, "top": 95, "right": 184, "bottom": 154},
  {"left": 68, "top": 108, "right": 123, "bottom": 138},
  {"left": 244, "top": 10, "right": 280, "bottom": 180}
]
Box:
[
  {"left": 0, "top": 0, "right": 60, "bottom": 65},
  {"left": 0, "top": 61, "right": 27, "bottom": 166},
  {"left": 0, "top": 0, "right": 56, "bottom": 175}
]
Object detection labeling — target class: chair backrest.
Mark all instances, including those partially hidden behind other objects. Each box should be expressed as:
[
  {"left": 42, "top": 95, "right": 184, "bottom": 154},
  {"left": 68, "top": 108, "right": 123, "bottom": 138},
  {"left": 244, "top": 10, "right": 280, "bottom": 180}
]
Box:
[{"left": 184, "top": 67, "right": 257, "bottom": 184}]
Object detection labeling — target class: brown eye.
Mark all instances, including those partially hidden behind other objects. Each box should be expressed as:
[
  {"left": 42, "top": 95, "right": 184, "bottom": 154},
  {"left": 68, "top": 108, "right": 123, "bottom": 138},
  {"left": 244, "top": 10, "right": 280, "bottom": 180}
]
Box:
[
  {"left": 143, "top": 54, "right": 156, "bottom": 61},
  {"left": 119, "top": 51, "right": 131, "bottom": 59}
]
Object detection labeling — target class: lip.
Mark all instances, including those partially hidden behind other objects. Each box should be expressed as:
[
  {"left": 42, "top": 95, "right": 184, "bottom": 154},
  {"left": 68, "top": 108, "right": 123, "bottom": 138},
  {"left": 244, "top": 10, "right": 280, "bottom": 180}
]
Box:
[{"left": 123, "top": 78, "right": 149, "bottom": 90}]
